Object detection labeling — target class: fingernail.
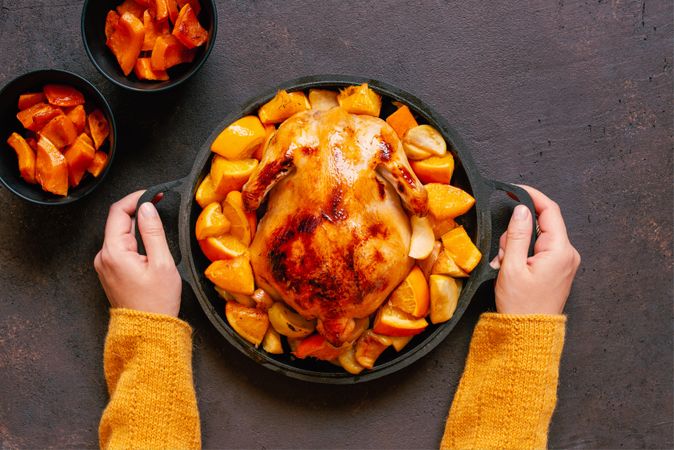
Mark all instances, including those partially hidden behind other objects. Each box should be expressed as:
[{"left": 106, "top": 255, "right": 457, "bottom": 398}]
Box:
[
  {"left": 140, "top": 202, "right": 158, "bottom": 218},
  {"left": 513, "top": 204, "right": 529, "bottom": 220}
]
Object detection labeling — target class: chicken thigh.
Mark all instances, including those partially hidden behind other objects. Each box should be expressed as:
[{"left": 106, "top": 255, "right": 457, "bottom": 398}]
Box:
[{"left": 242, "top": 107, "right": 428, "bottom": 346}]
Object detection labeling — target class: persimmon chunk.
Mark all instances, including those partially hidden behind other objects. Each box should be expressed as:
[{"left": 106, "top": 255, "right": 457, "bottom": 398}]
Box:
[
  {"left": 18, "top": 92, "right": 45, "bottom": 110},
  {"left": 87, "top": 110, "right": 110, "bottom": 150},
  {"left": 105, "top": 10, "right": 120, "bottom": 39},
  {"left": 16, "top": 103, "right": 63, "bottom": 132},
  {"left": 142, "top": 10, "right": 170, "bottom": 52},
  {"left": 151, "top": 35, "right": 195, "bottom": 71},
  {"left": 39, "top": 115, "right": 78, "bottom": 149},
  {"left": 177, "top": 0, "right": 200, "bottom": 15},
  {"left": 66, "top": 105, "right": 86, "bottom": 133},
  {"left": 43, "top": 84, "right": 85, "bottom": 107},
  {"left": 36, "top": 136, "right": 68, "bottom": 196},
  {"left": 6, "top": 132, "right": 36, "bottom": 184},
  {"left": 172, "top": 4, "right": 208, "bottom": 49},
  {"left": 106, "top": 12, "right": 145, "bottom": 76},
  {"left": 134, "top": 58, "right": 170, "bottom": 81},
  {"left": 64, "top": 134, "right": 95, "bottom": 187},
  {"left": 116, "top": 0, "right": 144, "bottom": 18},
  {"left": 87, "top": 151, "right": 109, "bottom": 177}
]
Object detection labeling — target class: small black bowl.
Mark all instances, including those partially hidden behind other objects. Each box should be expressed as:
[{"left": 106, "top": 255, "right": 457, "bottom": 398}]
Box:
[
  {"left": 81, "top": 0, "right": 217, "bottom": 93},
  {"left": 0, "top": 69, "right": 117, "bottom": 205}
]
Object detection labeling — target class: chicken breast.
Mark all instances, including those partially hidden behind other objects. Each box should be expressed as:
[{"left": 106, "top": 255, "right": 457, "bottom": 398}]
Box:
[{"left": 242, "top": 107, "right": 428, "bottom": 346}]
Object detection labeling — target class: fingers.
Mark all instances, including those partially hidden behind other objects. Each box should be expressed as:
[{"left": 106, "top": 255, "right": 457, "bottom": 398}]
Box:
[
  {"left": 104, "top": 190, "right": 145, "bottom": 244},
  {"left": 137, "top": 202, "right": 174, "bottom": 268},
  {"left": 502, "top": 204, "right": 533, "bottom": 269},
  {"left": 516, "top": 185, "right": 569, "bottom": 250}
]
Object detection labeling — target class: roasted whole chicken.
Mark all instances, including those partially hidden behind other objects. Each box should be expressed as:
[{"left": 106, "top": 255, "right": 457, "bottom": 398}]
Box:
[{"left": 242, "top": 107, "right": 428, "bottom": 346}]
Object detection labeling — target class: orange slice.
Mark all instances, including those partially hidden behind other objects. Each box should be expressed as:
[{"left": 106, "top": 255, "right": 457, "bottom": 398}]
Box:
[
  {"left": 410, "top": 153, "right": 454, "bottom": 184},
  {"left": 225, "top": 301, "right": 269, "bottom": 347},
  {"left": 373, "top": 302, "right": 428, "bottom": 337},
  {"left": 222, "top": 191, "right": 255, "bottom": 245},
  {"left": 337, "top": 83, "right": 381, "bottom": 116},
  {"left": 204, "top": 255, "right": 255, "bottom": 295},
  {"left": 440, "top": 226, "right": 482, "bottom": 273},
  {"left": 195, "top": 174, "right": 225, "bottom": 208},
  {"left": 426, "top": 183, "right": 475, "bottom": 221},
  {"left": 258, "top": 90, "right": 310, "bottom": 124},
  {"left": 388, "top": 266, "right": 430, "bottom": 318},
  {"left": 198, "top": 235, "right": 247, "bottom": 261},
  {"left": 211, "top": 115, "right": 266, "bottom": 160},
  {"left": 209, "top": 156, "right": 257, "bottom": 196},
  {"left": 429, "top": 274, "right": 462, "bottom": 324},
  {"left": 195, "top": 202, "right": 230, "bottom": 240}
]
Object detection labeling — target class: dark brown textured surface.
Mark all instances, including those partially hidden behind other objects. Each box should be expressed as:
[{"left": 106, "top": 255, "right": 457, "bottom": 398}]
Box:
[{"left": 0, "top": 0, "right": 671, "bottom": 448}]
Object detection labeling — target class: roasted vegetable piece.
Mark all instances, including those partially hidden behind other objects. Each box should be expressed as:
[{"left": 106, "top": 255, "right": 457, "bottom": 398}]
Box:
[
  {"left": 267, "top": 302, "right": 315, "bottom": 338},
  {"left": 17, "top": 92, "right": 45, "bottom": 110},
  {"left": 440, "top": 226, "right": 482, "bottom": 273},
  {"left": 336, "top": 83, "right": 382, "bottom": 116},
  {"left": 16, "top": 103, "right": 63, "bottom": 132},
  {"left": 308, "top": 89, "right": 339, "bottom": 111},
  {"left": 149, "top": 0, "right": 169, "bottom": 22},
  {"left": 355, "top": 331, "right": 390, "bottom": 369},
  {"left": 172, "top": 4, "right": 208, "bottom": 49},
  {"left": 36, "top": 136, "right": 68, "bottom": 196},
  {"left": 87, "top": 151, "right": 109, "bottom": 177},
  {"left": 225, "top": 301, "right": 269, "bottom": 347},
  {"left": 87, "top": 110, "right": 110, "bottom": 150},
  {"left": 6, "top": 132, "right": 36, "bottom": 184},
  {"left": 134, "top": 58, "right": 170, "bottom": 81},
  {"left": 105, "top": 10, "right": 120, "bottom": 39},
  {"left": 403, "top": 125, "right": 447, "bottom": 160},
  {"left": 177, "top": 0, "right": 200, "bottom": 15},
  {"left": 66, "top": 105, "right": 86, "bottom": 133},
  {"left": 386, "top": 105, "right": 418, "bottom": 139},
  {"left": 410, "top": 153, "right": 454, "bottom": 184},
  {"left": 429, "top": 274, "right": 461, "bottom": 324},
  {"left": 258, "top": 90, "right": 310, "bottom": 124},
  {"left": 150, "top": 35, "right": 195, "bottom": 71},
  {"left": 116, "top": 0, "right": 145, "bottom": 18},
  {"left": 262, "top": 328, "right": 283, "bottom": 354},
  {"left": 294, "top": 334, "right": 343, "bottom": 361},
  {"left": 64, "top": 134, "right": 96, "bottom": 187},
  {"left": 106, "top": 12, "right": 145, "bottom": 76},
  {"left": 167, "top": 0, "right": 180, "bottom": 23},
  {"left": 142, "top": 10, "right": 170, "bottom": 52},
  {"left": 338, "top": 346, "right": 365, "bottom": 374},
  {"left": 43, "top": 84, "right": 85, "bottom": 107},
  {"left": 39, "top": 115, "right": 78, "bottom": 149}
]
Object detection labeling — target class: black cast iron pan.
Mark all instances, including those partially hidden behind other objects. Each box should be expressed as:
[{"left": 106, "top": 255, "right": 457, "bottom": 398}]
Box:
[{"left": 134, "top": 75, "right": 536, "bottom": 384}]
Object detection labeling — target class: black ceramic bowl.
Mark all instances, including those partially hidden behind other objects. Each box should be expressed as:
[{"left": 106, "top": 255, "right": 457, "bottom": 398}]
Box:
[
  {"left": 81, "top": 0, "right": 217, "bottom": 92},
  {"left": 0, "top": 69, "right": 116, "bottom": 205}
]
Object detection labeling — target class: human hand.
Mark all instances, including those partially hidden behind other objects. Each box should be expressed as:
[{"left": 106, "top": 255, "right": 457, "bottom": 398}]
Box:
[
  {"left": 490, "top": 185, "right": 580, "bottom": 315},
  {"left": 94, "top": 191, "right": 182, "bottom": 317}
]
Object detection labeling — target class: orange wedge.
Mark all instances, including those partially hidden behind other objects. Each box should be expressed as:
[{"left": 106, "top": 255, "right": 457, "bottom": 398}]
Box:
[
  {"left": 225, "top": 301, "right": 269, "bottom": 347},
  {"left": 388, "top": 266, "right": 430, "bottom": 318},
  {"left": 429, "top": 274, "right": 462, "bottom": 324},
  {"left": 195, "top": 174, "right": 225, "bottom": 208},
  {"left": 440, "top": 226, "right": 482, "bottom": 273},
  {"left": 211, "top": 115, "right": 266, "bottom": 160},
  {"left": 209, "top": 156, "right": 257, "bottom": 196},
  {"left": 222, "top": 191, "right": 255, "bottom": 245},
  {"left": 258, "top": 90, "right": 310, "bottom": 124},
  {"left": 373, "top": 302, "right": 428, "bottom": 337},
  {"left": 426, "top": 183, "right": 475, "bottom": 221},
  {"left": 410, "top": 153, "right": 454, "bottom": 184},
  {"left": 198, "top": 235, "right": 247, "bottom": 261},
  {"left": 195, "top": 202, "right": 230, "bottom": 240},
  {"left": 205, "top": 255, "right": 255, "bottom": 295}
]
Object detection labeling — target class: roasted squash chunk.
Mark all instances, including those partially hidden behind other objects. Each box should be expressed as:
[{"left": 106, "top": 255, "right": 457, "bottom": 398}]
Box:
[
  {"left": 6, "top": 132, "right": 36, "bottom": 184},
  {"left": 64, "top": 134, "right": 96, "bottom": 187},
  {"left": 39, "top": 115, "right": 78, "bottom": 149},
  {"left": 134, "top": 58, "right": 170, "bottom": 81},
  {"left": 172, "top": 4, "right": 208, "bottom": 49},
  {"left": 87, "top": 110, "right": 110, "bottom": 150},
  {"left": 36, "top": 136, "right": 68, "bottom": 196},
  {"left": 106, "top": 12, "right": 145, "bottom": 76},
  {"left": 151, "top": 35, "right": 195, "bottom": 71},
  {"left": 43, "top": 84, "right": 85, "bottom": 107}
]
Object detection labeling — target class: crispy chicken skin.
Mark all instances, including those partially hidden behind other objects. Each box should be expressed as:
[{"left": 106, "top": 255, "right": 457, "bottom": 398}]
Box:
[{"left": 242, "top": 107, "right": 428, "bottom": 346}]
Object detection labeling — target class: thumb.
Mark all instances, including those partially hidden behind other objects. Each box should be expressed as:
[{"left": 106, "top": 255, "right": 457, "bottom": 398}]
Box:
[
  {"left": 502, "top": 204, "right": 533, "bottom": 269},
  {"left": 137, "top": 202, "right": 173, "bottom": 267}
]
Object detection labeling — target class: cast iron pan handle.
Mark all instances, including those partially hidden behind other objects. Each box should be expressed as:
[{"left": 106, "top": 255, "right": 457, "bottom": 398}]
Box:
[
  {"left": 134, "top": 177, "right": 189, "bottom": 281},
  {"left": 474, "top": 180, "right": 537, "bottom": 284}
]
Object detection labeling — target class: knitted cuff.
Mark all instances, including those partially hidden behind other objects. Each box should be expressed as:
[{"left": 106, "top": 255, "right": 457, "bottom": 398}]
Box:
[{"left": 108, "top": 308, "right": 192, "bottom": 337}]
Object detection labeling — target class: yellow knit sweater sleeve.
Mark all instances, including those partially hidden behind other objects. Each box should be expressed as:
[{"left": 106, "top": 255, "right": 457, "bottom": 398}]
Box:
[
  {"left": 99, "top": 308, "right": 201, "bottom": 450},
  {"left": 440, "top": 313, "right": 566, "bottom": 450}
]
